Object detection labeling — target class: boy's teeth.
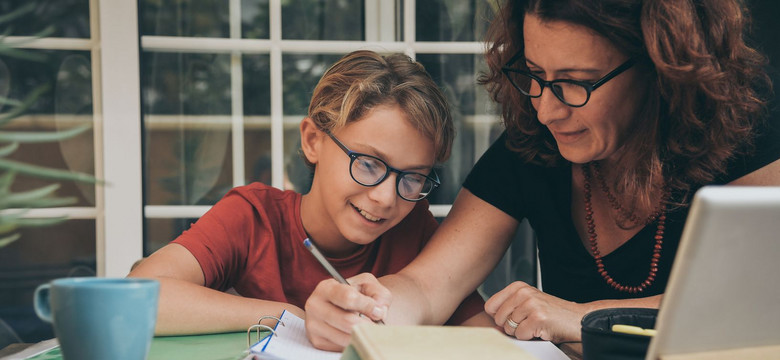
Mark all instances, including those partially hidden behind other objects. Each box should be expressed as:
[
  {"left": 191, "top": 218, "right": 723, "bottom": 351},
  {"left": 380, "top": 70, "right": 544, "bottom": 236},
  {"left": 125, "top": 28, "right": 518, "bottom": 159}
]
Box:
[{"left": 359, "top": 209, "right": 381, "bottom": 222}]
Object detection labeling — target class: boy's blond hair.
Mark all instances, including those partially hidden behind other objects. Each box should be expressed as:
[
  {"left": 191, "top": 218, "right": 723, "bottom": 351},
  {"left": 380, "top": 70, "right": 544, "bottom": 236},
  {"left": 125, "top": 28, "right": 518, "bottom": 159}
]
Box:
[{"left": 306, "top": 50, "right": 454, "bottom": 169}]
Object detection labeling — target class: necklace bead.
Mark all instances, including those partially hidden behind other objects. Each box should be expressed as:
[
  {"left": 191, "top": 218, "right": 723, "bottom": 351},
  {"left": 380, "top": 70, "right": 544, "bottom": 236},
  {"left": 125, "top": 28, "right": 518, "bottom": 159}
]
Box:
[{"left": 583, "top": 162, "right": 667, "bottom": 293}]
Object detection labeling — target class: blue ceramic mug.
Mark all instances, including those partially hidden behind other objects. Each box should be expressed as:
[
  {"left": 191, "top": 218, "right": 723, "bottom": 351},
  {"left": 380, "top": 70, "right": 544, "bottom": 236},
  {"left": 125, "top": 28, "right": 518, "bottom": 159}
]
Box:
[{"left": 34, "top": 277, "right": 160, "bottom": 360}]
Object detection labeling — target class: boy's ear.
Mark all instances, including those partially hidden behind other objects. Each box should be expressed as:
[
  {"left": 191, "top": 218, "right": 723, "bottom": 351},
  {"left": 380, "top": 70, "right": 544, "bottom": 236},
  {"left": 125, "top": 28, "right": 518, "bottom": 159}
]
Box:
[{"left": 300, "top": 117, "right": 323, "bottom": 165}]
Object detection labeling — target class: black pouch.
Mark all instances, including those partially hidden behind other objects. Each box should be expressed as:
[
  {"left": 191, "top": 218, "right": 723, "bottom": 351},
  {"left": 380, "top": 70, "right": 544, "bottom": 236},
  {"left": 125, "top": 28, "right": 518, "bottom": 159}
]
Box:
[{"left": 581, "top": 308, "right": 658, "bottom": 360}]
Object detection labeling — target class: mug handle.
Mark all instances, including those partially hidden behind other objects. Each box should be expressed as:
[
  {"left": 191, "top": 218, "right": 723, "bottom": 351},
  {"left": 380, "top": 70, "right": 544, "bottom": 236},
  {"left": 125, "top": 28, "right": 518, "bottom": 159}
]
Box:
[{"left": 34, "top": 284, "right": 53, "bottom": 323}]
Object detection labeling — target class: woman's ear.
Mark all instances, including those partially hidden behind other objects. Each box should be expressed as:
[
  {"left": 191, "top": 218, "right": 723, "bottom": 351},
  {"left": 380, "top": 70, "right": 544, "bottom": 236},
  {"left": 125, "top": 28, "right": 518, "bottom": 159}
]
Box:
[{"left": 300, "top": 117, "right": 323, "bottom": 166}]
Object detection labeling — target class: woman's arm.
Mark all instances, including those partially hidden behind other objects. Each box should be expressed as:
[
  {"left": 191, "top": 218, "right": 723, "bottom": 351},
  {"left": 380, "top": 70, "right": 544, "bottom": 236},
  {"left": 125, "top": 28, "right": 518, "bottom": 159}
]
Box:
[
  {"left": 383, "top": 189, "right": 520, "bottom": 324},
  {"left": 729, "top": 158, "right": 780, "bottom": 185},
  {"left": 128, "top": 244, "right": 304, "bottom": 335},
  {"left": 305, "top": 189, "right": 519, "bottom": 350}
]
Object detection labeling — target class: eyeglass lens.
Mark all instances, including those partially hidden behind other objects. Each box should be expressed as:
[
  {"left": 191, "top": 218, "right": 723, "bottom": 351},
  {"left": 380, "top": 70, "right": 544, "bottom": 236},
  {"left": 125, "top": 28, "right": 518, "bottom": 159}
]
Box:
[
  {"left": 504, "top": 72, "right": 590, "bottom": 106},
  {"left": 350, "top": 155, "right": 432, "bottom": 201}
]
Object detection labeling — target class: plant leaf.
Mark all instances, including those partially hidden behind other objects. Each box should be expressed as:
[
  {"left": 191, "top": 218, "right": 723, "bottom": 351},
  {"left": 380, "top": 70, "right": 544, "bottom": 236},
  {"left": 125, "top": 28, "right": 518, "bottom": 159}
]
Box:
[
  {"left": 0, "top": 158, "right": 98, "bottom": 183},
  {"left": 0, "top": 124, "right": 91, "bottom": 143},
  {"left": 0, "top": 84, "right": 51, "bottom": 126},
  {"left": 13, "top": 217, "right": 67, "bottom": 227},
  {"left": 0, "top": 3, "right": 35, "bottom": 25},
  {"left": 0, "top": 209, "right": 29, "bottom": 223},
  {"left": 0, "top": 232, "right": 21, "bottom": 248},
  {"left": 0, "top": 220, "right": 18, "bottom": 233},
  {"left": 0, "top": 196, "right": 77, "bottom": 210},
  {"left": 0, "top": 97, "right": 23, "bottom": 107},
  {"left": 0, "top": 171, "right": 14, "bottom": 192},
  {"left": 0, "top": 46, "right": 47, "bottom": 62},
  {"left": 0, "top": 142, "right": 19, "bottom": 157},
  {"left": 0, "top": 182, "right": 59, "bottom": 202},
  {"left": 0, "top": 190, "right": 77, "bottom": 209}
]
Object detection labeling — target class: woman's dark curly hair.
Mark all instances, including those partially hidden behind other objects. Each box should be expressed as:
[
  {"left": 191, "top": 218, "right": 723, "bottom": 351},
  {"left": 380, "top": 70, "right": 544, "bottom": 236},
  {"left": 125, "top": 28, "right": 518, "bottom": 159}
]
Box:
[{"left": 479, "top": 0, "right": 770, "bottom": 207}]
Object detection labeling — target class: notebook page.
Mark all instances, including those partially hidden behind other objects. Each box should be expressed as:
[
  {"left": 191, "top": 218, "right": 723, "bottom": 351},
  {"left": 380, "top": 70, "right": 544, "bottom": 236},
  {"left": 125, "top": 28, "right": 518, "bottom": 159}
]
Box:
[
  {"left": 511, "top": 339, "right": 570, "bottom": 360},
  {"left": 250, "top": 310, "right": 341, "bottom": 360}
]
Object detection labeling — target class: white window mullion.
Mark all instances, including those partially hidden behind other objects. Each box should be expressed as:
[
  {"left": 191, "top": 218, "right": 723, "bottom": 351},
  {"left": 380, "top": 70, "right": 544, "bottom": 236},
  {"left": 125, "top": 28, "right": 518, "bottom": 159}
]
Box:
[
  {"left": 366, "top": 0, "right": 397, "bottom": 42},
  {"left": 365, "top": 0, "right": 379, "bottom": 41},
  {"left": 270, "top": 0, "right": 284, "bottom": 189},
  {"left": 404, "top": 0, "right": 416, "bottom": 59},
  {"left": 229, "top": 0, "right": 245, "bottom": 187},
  {"left": 98, "top": 0, "right": 144, "bottom": 276},
  {"left": 1, "top": 37, "right": 93, "bottom": 50},
  {"left": 89, "top": 0, "right": 105, "bottom": 276}
]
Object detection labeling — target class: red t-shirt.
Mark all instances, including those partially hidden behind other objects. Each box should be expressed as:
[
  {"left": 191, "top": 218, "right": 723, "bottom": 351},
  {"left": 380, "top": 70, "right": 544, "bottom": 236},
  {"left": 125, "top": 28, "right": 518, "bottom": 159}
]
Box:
[{"left": 173, "top": 182, "right": 483, "bottom": 325}]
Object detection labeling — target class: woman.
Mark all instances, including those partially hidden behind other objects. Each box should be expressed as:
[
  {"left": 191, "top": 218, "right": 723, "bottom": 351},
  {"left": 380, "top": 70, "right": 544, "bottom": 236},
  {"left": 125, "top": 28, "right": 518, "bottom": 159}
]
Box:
[{"left": 304, "top": 0, "right": 780, "bottom": 349}]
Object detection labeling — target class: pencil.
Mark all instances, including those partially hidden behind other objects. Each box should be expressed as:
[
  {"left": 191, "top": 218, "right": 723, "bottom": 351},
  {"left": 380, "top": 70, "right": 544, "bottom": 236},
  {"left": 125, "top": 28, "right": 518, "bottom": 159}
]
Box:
[{"left": 303, "top": 238, "right": 385, "bottom": 325}]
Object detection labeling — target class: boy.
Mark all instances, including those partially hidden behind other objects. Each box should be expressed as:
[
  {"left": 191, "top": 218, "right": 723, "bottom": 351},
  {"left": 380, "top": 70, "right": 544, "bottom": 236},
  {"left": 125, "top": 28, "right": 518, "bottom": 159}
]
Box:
[{"left": 129, "top": 50, "right": 488, "bottom": 335}]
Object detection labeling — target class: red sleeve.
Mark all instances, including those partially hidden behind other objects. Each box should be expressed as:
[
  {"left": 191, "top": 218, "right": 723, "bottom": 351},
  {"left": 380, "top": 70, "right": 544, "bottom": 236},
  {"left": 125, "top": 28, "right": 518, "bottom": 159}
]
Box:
[
  {"left": 171, "top": 190, "right": 255, "bottom": 290},
  {"left": 444, "top": 291, "right": 486, "bottom": 325}
]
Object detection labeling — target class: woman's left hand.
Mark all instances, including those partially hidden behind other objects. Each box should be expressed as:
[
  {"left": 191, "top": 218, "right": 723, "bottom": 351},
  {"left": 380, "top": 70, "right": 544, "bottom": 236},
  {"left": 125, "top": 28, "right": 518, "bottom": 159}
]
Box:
[{"left": 485, "top": 281, "right": 588, "bottom": 343}]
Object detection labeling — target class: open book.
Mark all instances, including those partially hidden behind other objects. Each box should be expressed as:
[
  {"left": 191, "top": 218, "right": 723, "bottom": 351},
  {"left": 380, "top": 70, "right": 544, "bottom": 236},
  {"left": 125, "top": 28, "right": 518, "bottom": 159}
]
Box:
[
  {"left": 248, "top": 310, "right": 568, "bottom": 360},
  {"left": 341, "top": 323, "right": 570, "bottom": 360}
]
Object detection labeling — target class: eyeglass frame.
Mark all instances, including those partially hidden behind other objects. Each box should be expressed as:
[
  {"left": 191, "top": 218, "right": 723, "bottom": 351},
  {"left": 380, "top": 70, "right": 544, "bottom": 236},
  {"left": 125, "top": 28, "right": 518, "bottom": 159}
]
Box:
[
  {"left": 324, "top": 130, "right": 440, "bottom": 202},
  {"left": 501, "top": 50, "right": 636, "bottom": 107}
]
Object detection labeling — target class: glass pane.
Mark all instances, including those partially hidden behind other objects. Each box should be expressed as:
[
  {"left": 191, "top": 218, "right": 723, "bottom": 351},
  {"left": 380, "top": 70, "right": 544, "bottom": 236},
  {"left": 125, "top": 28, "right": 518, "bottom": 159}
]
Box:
[
  {"left": 243, "top": 54, "right": 272, "bottom": 186},
  {"left": 244, "top": 127, "right": 272, "bottom": 186},
  {"left": 281, "top": 0, "right": 364, "bottom": 40},
  {"left": 0, "top": 220, "right": 96, "bottom": 343},
  {"left": 416, "top": 0, "right": 494, "bottom": 42},
  {"left": 145, "top": 218, "right": 201, "bottom": 255},
  {"left": 281, "top": 53, "right": 341, "bottom": 192},
  {"left": 0, "top": 50, "right": 95, "bottom": 206},
  {"left": 140, "top": 0, "right": 229, "bottom": 37},
  {"left": 284, "top": 126, "right": 313, "bottom": 193},
  {"left": 142, "top": 52, "right": 233, "bottom": 206},
  {"left": 0, "top": 0, "right": 90, "bottom": 38},
  {"left": 242, "top": 54, "right": 271, "bottom": 116},
  {"left": 416, "top": 53, "right": 501, "bottom": 204},
  {"left": 282, "top": 53, "right": 343, "bottom": 116},
  {"left": 242, "top": 0, "right": 270, "bottom": 39}
]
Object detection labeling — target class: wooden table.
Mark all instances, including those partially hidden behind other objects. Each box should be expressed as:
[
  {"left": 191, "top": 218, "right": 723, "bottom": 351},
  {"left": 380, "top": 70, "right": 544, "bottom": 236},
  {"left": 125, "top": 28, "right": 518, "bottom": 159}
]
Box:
[{"left": 559, "top": 342, "right": 584, "bottom": 360}]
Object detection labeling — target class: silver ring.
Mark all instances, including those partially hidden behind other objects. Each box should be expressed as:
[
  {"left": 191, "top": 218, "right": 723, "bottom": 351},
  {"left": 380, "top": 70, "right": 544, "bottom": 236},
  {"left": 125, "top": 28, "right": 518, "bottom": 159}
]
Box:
[{"left": 506, "top": 318, "right": 519, "bottom": 329}]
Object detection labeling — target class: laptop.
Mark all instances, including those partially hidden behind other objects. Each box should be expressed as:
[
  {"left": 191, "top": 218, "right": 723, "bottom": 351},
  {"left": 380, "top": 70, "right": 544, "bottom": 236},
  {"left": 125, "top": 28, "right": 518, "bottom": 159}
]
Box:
[{"left": 645, "top": 186, "right": 780, "bottom": 359}]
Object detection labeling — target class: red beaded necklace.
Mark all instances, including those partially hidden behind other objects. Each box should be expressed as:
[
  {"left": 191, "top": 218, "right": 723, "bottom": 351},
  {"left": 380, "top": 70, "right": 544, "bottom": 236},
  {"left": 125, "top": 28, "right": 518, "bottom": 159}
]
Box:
[{"left": 582, "top": 162, "right": 667, "bottom": 293}]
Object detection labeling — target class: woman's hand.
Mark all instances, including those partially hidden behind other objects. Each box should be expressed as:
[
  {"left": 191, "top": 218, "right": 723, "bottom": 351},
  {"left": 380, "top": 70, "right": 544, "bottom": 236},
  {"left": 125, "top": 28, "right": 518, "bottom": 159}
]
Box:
[
  {"left": 485, "top": 281, "right": 588, "bottom": 343},
  {"left": 304, "top": 273, "right": 391, "bottom": 351}
]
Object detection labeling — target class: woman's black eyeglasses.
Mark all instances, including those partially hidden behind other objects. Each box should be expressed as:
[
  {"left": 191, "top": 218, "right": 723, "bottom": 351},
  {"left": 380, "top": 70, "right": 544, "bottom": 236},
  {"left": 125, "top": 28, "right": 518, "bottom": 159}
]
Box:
[
  {"left": 501, "top": 51, "right": 635, "bottom": 107},
  {"left": 325, "top": 131, "right": 440, "bottom": 202}
]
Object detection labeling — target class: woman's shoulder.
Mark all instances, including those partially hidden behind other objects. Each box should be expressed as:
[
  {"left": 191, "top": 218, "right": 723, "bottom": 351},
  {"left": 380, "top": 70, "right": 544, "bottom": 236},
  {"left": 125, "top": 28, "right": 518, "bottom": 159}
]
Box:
[{"left": 463, "top": 130, "right": 569, "bottom": 220}]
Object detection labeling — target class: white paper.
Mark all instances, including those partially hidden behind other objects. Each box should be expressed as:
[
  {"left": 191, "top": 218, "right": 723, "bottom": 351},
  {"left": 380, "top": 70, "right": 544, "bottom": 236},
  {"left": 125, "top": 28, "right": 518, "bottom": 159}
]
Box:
[
  {"left": 250, "top": 310, "right": 341, "bottom": 360},
  {"left": 511, "top": 339, "right": 571, "bottom": 360}
]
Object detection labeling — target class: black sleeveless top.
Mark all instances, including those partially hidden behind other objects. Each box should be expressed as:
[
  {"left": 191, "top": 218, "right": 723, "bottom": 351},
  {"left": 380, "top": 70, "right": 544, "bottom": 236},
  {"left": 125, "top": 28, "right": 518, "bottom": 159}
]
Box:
[{"left": 463, "top": 94, "right": 780, "bottom": 303}]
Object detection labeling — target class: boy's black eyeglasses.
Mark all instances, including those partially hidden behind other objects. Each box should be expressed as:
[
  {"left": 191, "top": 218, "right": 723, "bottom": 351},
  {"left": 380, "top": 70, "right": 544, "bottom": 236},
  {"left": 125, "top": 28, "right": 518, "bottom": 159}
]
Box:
[
  {"left": 501, "top": 51, "right": 635, "bottom": 107},
  {"left": 325, "top": 131, "right": 440, "bottom": 202}
]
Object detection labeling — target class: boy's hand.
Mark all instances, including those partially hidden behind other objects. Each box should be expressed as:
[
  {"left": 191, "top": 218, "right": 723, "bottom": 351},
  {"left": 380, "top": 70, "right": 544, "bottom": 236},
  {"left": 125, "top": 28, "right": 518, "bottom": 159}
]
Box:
[{"left": 305, "top": 273, "right": 391, "bottom": 351}]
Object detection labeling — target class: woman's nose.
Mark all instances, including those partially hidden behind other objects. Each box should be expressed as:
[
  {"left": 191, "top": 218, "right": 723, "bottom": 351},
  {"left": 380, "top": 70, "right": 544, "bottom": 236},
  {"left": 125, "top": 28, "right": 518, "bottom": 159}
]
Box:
[{"left": 532, "top": 88, "right": 570, "bottom": 126}]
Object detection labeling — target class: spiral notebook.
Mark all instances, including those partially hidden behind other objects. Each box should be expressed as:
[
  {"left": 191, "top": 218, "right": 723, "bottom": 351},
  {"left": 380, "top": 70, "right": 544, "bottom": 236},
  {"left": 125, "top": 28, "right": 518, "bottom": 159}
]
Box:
[{"left": 248, "top": 310, "right": 342, "bottom": 360}]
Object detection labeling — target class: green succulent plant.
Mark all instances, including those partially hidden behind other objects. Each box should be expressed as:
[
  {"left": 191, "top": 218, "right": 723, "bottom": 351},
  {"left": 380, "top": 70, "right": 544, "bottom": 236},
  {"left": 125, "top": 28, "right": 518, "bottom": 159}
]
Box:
[{"left": 0, "top": 3, "right": 98, "bottom": 248}]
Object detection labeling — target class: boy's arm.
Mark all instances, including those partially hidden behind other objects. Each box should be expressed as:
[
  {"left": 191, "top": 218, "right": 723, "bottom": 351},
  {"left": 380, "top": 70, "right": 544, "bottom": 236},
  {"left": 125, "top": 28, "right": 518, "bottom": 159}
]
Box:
[{"left": 128, "top": 243, "right": 304, "bottom": 335}]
